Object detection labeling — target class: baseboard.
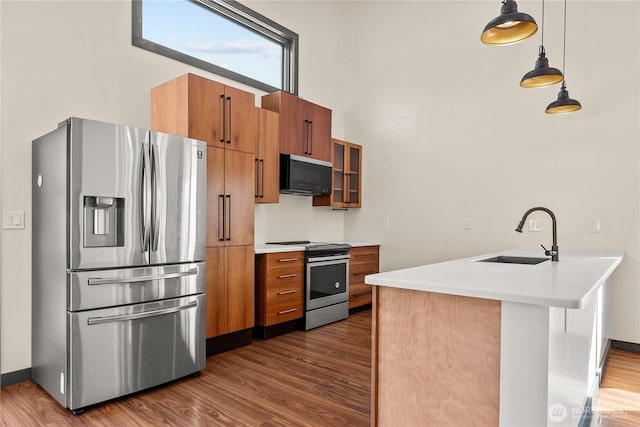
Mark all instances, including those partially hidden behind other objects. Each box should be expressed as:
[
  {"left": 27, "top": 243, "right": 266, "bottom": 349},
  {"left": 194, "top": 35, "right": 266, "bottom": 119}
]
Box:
[
  {"left": 253, "top": 318, "right": 303, "bottom": 339},
  {"left": 349, "top": 303, "right": 372, "bottom": 315},
  {"left": 1, "top": 368, "right": 31, "bottom": 386},
  {"left": 206, "top": 328, "right": 252, "bottom": 357},
  {"left": 611, "top": 339, "right": 640, "bottom": 354}
]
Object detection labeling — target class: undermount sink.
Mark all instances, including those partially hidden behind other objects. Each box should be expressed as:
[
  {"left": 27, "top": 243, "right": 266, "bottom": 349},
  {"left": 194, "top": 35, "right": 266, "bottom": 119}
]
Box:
[{"left": 478, "top": 255, "right": 550, "bottom": 265}]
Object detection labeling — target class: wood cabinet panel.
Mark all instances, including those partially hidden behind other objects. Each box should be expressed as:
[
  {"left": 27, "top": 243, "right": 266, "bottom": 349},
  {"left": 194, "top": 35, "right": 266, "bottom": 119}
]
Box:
[
  {"left": 224, "top": 150, "right": 255, "bottom": 246},
  {"left": 256, "top": 108, "right": 280, "bottom": 203},
  {"left": 224, "top": 85, "right": 257, "bottom": 153},
  {"left": 206, "top": 147, "right": 225, "bottom": 247},
  {"left": 263, "top": 251, "right": 304, "bottom": 269},
  {"left": 206, "top": 247, "right": 225, "bottom": 338},
  {"left": 261, "top": 91, "right": 331, "bottom": 162},
  {"left": 225, "top": 245, "right": 255, "bottom": 333},
  {"left": 348, "top": 245, "right": 379, "bottom": 310},
  {"left": 264, "top": 267, "right": 304, "bottom": 288}
]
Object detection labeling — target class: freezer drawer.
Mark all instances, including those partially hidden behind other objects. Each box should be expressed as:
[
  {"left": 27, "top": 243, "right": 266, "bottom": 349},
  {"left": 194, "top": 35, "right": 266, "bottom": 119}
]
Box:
[
  {"left": 69, "top": 262, "right": 205, "bottom": 311},
  {"left": 68, "top": 294, "right": 205, "bottom": 410}
]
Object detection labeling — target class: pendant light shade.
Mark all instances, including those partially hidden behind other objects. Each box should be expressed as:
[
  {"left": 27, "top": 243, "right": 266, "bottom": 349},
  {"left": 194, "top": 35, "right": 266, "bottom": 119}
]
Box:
[
  {"left": 521, "top": 46, "right": 564, "bottom": 88},
  {"left": 481, "top": 0, "right": 538, "bottom": 46},
  {"left": 545, "top": 83, "right": 582, "bottom": 114}
]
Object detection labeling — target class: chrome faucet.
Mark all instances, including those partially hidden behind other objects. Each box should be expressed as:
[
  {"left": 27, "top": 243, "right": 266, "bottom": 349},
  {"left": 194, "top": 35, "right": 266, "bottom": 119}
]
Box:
[{"left": 515, "top": 207, "right": 559, "bottom": 261}]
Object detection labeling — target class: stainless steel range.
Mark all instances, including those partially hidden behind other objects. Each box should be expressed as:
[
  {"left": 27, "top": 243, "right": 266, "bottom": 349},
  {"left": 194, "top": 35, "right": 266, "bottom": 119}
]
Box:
[{"left": 268, "top": 241, "right": 351, "bottom": 330}]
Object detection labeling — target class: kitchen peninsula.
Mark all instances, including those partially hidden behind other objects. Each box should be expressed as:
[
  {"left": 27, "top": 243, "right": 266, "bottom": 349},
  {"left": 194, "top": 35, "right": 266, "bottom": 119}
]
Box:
[{"left": 365, "top": 248, "right": 622, "bottom": 427}]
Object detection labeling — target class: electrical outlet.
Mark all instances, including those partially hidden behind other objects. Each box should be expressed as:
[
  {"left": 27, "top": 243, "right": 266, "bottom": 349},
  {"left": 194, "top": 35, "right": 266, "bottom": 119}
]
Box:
[
  {"left": 2, "top": 211, "right": 25, "bottom": 230},
  {"left": 464, "top": 218, "right": 472, "bottom": 230},
  {"left": 382, "top": 217, "right": 390, "bottom": 229},
  {"left": 528, "top": 219, "right": 543, "bottom": 232},
  {"left": 591, "top": 219, "right": 601, "bottom": 233}
]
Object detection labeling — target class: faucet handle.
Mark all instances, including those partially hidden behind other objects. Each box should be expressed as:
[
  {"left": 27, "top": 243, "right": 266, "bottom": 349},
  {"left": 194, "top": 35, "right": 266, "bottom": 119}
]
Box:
[{"left": 540, "top": 244, "right": 557, "bottom": 256}]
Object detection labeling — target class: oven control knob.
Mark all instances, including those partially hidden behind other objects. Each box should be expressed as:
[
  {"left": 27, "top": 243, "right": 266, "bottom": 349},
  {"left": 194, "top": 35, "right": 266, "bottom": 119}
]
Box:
[{"left": 335, "top": 282, "right": 340, "bottom": 288}]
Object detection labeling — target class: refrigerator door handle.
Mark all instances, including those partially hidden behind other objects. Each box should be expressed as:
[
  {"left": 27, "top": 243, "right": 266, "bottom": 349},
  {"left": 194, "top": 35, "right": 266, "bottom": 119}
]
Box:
[
  {"left": 87, "top": 300, "right": 198, "bottom": 325},
  {"left": 141, "top": 138, "right": 151, "bottom": 252},
  {"left": 87, "top": 267, "right": 199, "bottom": 286},
  {"left": 150, "top": 143, "right": 159, "bottom": 251}
]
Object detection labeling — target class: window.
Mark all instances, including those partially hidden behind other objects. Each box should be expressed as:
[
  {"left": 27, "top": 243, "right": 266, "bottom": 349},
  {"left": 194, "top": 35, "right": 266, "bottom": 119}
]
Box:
[{"left": 133, "top": 0, "right": 298, "bottom": 94}]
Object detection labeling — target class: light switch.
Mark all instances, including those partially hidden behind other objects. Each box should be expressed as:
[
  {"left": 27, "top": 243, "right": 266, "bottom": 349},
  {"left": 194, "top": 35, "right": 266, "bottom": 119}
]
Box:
[{"left": 2, "top": 211, "right": 25, "bottom": 230}]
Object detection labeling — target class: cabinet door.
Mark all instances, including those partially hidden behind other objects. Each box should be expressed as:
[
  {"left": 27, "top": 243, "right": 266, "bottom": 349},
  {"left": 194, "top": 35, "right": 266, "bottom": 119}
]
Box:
[
  {"left": 225, "top": 150, "right": 255, "bottom": 246},
  {"left": 188, "top": 74, "right": 225, "bottom": 148},
  {"left": 206, "top": 247, "right": 225, "bottom": 338},
  {"left": 307, "top": 102, "right": 332, "bottom": 162},
  {"left": 346, "top": 143, "right": 362, "bottom": 207},
  {"left": 224, "top": 85, "right": 257, "bottom": 154},
  {"left": 332, "top": 141, "right": 346, "bottom": 206},
  {"left": 225, "top": 245, "right": 255, "bottom": 333},
  {"left": 264, "top": 91, "right": 306, "bottom": 157},
  {"left": 206, "top": 147, "right": 225, "bottom": 247},
  {"left": 256, "top": 109, "right": 280, "bottom": 204}
]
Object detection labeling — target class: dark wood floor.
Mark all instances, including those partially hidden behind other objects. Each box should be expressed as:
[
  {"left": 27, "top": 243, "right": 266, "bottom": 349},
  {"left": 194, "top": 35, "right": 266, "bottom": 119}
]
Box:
[
  {"left": 1, "top": 309, "right": 639, "bottom": 426},
  {"left": 0, "top": 310, "right": 371, "bottom": 426}
]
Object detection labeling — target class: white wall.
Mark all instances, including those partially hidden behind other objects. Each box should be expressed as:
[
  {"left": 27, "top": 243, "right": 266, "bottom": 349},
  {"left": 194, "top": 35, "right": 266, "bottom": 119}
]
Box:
[
  {"left": 0, "top": 0, "right": 346, "bottom": 374},
  {"left": 341, "top": 1, "right": 640, "bottom": 344},
  {"left": 1, "top": 0, "right": 638, "bottom": 375}
]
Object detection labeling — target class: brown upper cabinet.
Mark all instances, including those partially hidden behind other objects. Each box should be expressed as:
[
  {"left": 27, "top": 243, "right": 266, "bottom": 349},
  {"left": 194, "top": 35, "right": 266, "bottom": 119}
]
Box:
[
  {"left": 255, "top": 108, "right": 280, "bottom": 204},
  {"left": 313, "top": 138, "right": 362, "bottom": 208},
  {"left": 261, "top": 91, "right": 331, "bottom": 162},
  {"left": 151, "top": 73, "right": 257, "bottom": 154}
]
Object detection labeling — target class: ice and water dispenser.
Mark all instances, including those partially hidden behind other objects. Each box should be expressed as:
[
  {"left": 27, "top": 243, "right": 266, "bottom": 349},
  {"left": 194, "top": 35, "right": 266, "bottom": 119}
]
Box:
[{"left": 83, "top": 196, "right": 124, "bottom": 247}]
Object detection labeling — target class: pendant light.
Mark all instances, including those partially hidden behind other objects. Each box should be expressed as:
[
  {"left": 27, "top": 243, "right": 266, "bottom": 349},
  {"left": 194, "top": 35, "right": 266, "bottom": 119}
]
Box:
[
  {"left": 546, "top": 0, "right": 582, "bottom": 114},
  {"left": 520, "top": 0, "right": 563, "bottom": 88},
  {"left": 481, "top": 0, "right": 538, "bottom": 46}
]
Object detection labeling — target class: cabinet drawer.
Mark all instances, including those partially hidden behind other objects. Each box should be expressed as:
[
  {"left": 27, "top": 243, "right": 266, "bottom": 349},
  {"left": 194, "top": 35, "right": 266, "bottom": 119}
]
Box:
[
  {"left": 350, "top": 261, "right": 379, "bottom": 285},
  {"left": 265, "top": 266, "right": 304, "bottom": 286},
  {"left": 350, "top": 246, "right": 379, "bottom": 265},
  {"left": 265, "top": 298, "right": 303, "bottom": 326},
  {"left": 265, "top": 280, "right": 304, "bottom": 302},
  {"left": 265, "top": 251, "right": 304, "bottom": 269}
]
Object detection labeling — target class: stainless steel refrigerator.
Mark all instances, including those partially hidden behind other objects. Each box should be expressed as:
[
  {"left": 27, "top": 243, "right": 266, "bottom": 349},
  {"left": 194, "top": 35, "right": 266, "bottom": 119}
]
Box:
[{"left": 32, "top": 117, "right": 207, "bottom": 413}]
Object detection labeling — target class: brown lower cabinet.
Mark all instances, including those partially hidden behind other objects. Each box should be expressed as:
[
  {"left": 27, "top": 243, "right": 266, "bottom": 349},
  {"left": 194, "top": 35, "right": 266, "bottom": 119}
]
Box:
[
  {"left": 349, "top": 245, "right": 380, "bottom": 309},
  {"left": 206, "top": 246, "right": 255, "bottom": 346},
  {"left": 254, "top": 251, "right": 305, "bottom": 338}
]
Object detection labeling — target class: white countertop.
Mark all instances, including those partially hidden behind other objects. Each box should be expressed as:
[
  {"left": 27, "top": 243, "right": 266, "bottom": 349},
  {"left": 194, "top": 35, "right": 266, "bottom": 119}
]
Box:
[
  {"left": 365, "top": 248, "right": 622, "bottom": 309},
  {"left": 255, "top": 241, "right": 380, "bottom": 254}
]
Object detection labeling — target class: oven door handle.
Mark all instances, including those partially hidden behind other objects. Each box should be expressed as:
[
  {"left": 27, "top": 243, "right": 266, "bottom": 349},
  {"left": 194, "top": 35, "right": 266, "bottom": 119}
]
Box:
[{"left": 307, "top": 254, "right": 350, "bottom": 263}]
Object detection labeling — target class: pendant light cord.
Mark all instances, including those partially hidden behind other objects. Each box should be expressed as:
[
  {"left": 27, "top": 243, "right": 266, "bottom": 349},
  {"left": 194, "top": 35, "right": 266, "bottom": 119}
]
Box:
[
  {"left": 541, "top": 0, "right": 545, "bottom": 47},
  {"left": 561, "top": 0, "right": 567, "bottom": 79}
]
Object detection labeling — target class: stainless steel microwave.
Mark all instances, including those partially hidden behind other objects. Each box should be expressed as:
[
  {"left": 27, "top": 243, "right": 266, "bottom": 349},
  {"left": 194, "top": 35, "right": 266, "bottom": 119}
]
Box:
[{"left": 280, "top": 154, "right": 332, "bottom": 196}]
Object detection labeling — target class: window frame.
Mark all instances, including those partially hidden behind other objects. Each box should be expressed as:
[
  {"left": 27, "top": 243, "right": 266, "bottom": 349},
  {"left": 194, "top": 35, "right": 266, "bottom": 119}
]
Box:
[{"left": 132, "top": 0, "right": 298, "bottom": 94}]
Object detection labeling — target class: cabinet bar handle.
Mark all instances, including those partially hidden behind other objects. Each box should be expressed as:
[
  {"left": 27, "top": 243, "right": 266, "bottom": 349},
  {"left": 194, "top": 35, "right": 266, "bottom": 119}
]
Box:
[
  {"left": 226, "top": 96, "right": 232, "bottom": 144},
  {"left": 308, "top": 120, "right": 313, "bottom": 155},
  {"left": 260, "top": 159, "right": 265, "bottom": 198},
  {"left": 276, "top": 274, "right": 298, "bottom": 279},
  {"left": 303, "top": 119, "right": 309, "bottom": 154},
  {"left": 255, "top": 159, "right": 260, "bottom": 197},
  {"left": 276, "top": 289, "right": 298, "bottom": 295},
  {"left": 218, "top": 195, "right": 225, "bottom": 241},
  {"left": 219, "top": 94, "right": 225, "bottom": 143},
  {"left": 277, "top": 308, "right": 298, "bottom": 315},
  {"left": 277, "top": 258, "right": 298, "bottom": 262},
  {"left": 225, "top": 195, "right": 231, "bottom": 241}
]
